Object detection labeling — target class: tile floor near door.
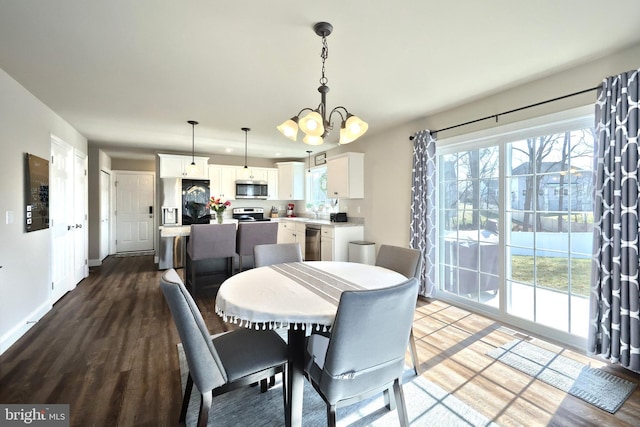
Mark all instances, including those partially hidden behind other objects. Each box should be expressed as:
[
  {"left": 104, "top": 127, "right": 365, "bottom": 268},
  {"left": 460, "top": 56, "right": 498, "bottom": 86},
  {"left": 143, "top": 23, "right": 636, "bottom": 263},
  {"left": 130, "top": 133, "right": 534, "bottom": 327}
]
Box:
[{"left": 0, "top": 255, "right": 638, "bottom": 426}]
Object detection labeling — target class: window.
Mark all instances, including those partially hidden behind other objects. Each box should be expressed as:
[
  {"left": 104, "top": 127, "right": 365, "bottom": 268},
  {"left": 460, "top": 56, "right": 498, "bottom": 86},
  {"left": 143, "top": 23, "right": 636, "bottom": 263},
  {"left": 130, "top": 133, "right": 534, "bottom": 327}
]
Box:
[
  {"left": 436, "top": 107, "right": 595, "bottom": 345},
  {"left": 305, "top": 166, "right": 337, "bottom": 217}
]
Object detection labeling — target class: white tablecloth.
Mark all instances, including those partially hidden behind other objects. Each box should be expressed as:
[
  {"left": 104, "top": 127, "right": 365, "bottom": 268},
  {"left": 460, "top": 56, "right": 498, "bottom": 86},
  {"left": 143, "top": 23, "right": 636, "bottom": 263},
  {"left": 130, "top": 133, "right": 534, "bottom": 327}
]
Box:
[{"left": 215, "top": 261, "right": 408, "bottom": 331}]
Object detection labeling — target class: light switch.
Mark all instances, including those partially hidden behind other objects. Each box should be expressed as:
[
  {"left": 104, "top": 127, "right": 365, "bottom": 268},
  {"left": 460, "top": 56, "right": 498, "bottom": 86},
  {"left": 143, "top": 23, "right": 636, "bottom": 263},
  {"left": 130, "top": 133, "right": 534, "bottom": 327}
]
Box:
[{"left": 6, "top": 210, "right": 14, "bottom": 224}]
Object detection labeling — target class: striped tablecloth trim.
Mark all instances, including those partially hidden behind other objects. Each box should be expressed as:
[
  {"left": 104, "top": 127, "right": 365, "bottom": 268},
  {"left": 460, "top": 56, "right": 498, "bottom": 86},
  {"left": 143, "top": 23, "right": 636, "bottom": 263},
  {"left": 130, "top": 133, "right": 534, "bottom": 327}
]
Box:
[{"left": 270, "top": 262, "right": 365, "bottom": 306}]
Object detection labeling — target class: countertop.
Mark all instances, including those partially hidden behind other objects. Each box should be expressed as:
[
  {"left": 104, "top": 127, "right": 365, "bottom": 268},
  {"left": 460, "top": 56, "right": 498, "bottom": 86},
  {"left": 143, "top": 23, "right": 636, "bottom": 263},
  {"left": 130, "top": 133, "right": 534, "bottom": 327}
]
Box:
[
  {"left": 272, "top": 217, "right": 363, "bottom": 227},
  {"left": 159, "top": 217, "right": 362, "bottom": 237}
]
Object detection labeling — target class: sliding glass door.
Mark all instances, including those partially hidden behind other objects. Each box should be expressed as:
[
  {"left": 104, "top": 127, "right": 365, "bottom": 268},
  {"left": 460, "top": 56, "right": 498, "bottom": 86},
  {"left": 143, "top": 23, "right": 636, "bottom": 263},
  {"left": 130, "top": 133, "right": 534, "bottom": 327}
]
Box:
[
  {"left": 505, "top": 130, "right": 594, "bottom": 337},
  {"left": 437, "top": 110, "right": 595, "bottom": 342}
]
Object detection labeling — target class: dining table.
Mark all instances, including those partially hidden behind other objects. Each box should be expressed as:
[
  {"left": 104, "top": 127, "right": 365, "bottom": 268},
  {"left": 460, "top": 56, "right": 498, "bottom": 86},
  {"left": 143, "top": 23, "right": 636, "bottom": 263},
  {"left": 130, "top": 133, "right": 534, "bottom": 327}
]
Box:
[{"left": 215, "top": 261, "right": 408, "bottom": 427}]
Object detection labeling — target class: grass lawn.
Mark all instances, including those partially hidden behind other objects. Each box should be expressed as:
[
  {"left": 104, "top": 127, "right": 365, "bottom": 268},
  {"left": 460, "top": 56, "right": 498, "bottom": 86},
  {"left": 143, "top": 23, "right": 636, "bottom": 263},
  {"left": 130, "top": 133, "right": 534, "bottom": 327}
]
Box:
[{"left": 511, "top": 255, "right": 591, "bottom": 297}]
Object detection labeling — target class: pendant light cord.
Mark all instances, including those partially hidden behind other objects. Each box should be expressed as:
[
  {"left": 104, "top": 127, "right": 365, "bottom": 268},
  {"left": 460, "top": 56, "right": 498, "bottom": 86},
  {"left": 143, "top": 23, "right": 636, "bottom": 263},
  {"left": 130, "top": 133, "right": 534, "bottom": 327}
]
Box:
[
  {"left": 242, "top": 127, "right": 250, "bottom": 169},
  {"left": 187, "top": 120, "right": 198, "bottom": 165}
]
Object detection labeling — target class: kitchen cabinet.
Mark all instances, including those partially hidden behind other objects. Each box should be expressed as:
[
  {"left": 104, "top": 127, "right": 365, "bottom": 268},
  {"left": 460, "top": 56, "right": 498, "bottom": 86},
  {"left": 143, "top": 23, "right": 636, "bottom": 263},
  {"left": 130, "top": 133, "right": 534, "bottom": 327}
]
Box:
[
  {"left": 277, "top": 220, "right": 306, "bottom": 259},
  {"left": 266, "top": 168, "right": 278, "bottom": 200},
  {"left": 208, "top": 164, "right": 236, "bottom": 200},
  {"left": 159, "top": 154, "right": 209, "bottom": 179},
  {"left": 277, "top": 162, "right": 304, "bottom": 200},
  {"left": 236, "top": 167, "right": 266, "bottom": 181},
  {"left": 321, "top": 224, "right": 364, "bottom": 261},
  {"left": 326, "top": 152, "right": 364, "bottom": 199}
]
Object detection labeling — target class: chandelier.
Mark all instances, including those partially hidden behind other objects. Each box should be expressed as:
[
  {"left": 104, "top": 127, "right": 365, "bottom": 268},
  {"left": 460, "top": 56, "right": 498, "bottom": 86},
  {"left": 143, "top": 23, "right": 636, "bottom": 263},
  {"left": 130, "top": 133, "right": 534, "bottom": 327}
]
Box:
[{"left": 277, "top": 22, "right": 368, "bottom": 146}]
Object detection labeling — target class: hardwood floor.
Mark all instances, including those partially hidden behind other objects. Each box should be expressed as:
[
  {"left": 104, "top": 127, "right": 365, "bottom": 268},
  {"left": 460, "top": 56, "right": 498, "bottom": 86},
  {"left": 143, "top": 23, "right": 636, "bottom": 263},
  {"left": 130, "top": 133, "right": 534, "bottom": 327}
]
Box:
[{"left": 0, "top": 255, "right": 638, "bottom": 426}]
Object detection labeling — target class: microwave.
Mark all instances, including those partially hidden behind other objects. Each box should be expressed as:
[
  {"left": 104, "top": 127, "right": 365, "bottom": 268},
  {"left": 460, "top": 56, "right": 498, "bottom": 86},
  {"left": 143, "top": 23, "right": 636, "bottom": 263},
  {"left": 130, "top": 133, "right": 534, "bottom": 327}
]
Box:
[{"left": 235, "top": 180, "right": 268, "bottom": 199}]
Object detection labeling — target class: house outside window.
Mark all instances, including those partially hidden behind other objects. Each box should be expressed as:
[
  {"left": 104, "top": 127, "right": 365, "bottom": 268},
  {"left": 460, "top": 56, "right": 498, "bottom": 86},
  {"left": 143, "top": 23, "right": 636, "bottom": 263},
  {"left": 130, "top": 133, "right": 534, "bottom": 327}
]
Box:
[{"left": 436, "top": 106, "right": 595, "bottom": 347}]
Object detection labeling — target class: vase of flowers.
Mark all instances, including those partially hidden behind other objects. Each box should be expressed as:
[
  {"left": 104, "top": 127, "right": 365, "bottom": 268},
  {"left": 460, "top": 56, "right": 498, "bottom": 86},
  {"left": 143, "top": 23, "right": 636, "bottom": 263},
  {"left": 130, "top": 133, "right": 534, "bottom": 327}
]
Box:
[{"left": 207, "top": 197, "right": 231, "bottom": 224}]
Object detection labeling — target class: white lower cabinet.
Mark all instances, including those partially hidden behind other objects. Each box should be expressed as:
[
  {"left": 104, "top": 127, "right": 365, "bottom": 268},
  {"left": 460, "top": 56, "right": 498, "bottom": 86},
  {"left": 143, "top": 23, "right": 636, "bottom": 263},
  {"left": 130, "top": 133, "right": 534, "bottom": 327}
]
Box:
[
  {"left": 277, "top": 221, "right": 306, "bottom": 259},
  {"left": 321, "top": 225, "right": 363, "bottom": 261}
]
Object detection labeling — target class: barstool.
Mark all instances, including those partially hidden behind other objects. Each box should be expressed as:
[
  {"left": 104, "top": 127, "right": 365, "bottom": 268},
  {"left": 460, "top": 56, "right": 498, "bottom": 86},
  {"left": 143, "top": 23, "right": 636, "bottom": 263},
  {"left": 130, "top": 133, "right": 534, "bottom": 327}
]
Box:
[
  {"left": 235, "top": 221, "right": 279, "bottom": 272},
  {"left": 186, "top": 223, "right": 236, "bottom": 296}
]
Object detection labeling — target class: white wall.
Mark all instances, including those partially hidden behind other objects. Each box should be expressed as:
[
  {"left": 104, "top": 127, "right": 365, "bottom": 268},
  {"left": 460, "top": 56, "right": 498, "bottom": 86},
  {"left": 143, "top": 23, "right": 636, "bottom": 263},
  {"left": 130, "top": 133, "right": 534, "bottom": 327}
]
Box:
[
  {"left": 354, "top": 43, "right": 640, "bottom": 250},
  {"left": 0, "top": 68, "right": 87, "bottom": 354}
]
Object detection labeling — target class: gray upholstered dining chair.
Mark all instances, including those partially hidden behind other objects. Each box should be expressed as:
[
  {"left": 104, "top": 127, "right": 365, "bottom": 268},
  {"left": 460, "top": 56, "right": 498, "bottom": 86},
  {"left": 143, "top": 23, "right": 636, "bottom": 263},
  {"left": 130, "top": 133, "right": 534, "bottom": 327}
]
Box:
[
  {"left": 186, "top": 223, "right": 236, "bottom": 296},
  {"left": 304, "top": 278, "right": 419, "bottom": 427},
  {"left": 375, "top": 244, "right": 423, "bottom": 375},
  {"left": 253, "top": 242, "right": 303, "bottom": 267},
  {"left": 236, "top": 221, "right": 279, "bottom": 272},
  {"left": 160, "top": 268, "right": 287, "bottom": 427}
]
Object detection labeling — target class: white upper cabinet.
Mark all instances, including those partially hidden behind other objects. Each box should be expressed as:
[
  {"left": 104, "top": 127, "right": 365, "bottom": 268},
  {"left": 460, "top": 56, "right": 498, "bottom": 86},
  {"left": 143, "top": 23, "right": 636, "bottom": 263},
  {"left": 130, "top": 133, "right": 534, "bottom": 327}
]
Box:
[
  {"left": 277, "top": 162, "right": 305, "bottom": 200},
  {"left": 326, "top": 152, "right": 364, "bottom": 199},
  {"left": 159, "top": 154, "right": 209, "bottom": 179},
  {"left": 208, "top": 164, "right": 237, "bottom": 200},
  {"left": 236, "top": 167, "right": 267, "bottom": 181},
  {"left": 266, "top": 168, "right": 278, "bottom": 200}
]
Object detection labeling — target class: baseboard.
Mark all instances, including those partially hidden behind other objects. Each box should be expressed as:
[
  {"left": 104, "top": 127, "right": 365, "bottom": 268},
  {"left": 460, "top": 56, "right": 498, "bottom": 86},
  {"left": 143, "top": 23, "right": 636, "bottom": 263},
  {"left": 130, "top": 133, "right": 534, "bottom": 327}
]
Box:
[{"left": 0, "top": 301, "right": 51, "bottom": 355}]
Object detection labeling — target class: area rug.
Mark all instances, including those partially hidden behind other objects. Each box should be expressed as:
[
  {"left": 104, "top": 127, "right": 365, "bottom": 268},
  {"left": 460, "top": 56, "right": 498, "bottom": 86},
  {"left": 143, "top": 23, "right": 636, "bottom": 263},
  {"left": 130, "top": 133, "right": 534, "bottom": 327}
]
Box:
[
  {"left": 487, "top": 339, "right": 636, "bottom": 413},
  {"left": 177, "top": 344, "right": 499, "bottom": 427},
  {"left": 113, "top": 250, "right": 154, "bottom": 257}
]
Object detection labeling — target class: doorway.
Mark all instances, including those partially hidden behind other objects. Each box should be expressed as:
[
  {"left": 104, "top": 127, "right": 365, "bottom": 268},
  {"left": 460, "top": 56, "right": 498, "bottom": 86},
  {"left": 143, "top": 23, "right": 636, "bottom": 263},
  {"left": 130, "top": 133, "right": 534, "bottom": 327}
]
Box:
[
  {"left": 50, "top": 136, "right": 74, "bottom": 303},
  {"left": 99, "top": 170, "right": 111, "bottom": 261},
  {"left": 115, "top": 171, "right": 155, "bottom": 253}
]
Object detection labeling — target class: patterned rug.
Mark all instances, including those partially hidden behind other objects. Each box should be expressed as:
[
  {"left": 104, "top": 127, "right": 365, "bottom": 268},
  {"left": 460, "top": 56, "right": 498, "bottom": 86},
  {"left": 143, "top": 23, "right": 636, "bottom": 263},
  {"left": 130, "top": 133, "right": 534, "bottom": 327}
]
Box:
[
  {"left": 487, "top": 339, "right": 636, "bottom": 413},
  {"left": 177, "top": 343, "right": 500, "bottom": 426}
]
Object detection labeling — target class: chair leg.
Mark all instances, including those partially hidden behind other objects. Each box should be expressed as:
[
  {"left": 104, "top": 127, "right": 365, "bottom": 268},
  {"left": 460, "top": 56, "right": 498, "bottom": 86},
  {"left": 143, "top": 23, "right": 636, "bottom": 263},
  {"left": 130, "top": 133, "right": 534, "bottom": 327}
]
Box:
[
  {"left": 191, "top": 259, "right": 198, "bottom": 297},
  {"left": 384, "top": 386, "right": 397, "bottom": 410},
  {"left": 260, "top": 378, "right": 268, "bottom": 393},
  {"left": 326, "top": 403, "right": 337, "bottom": 427},
  {"left": 198, "top": 391, "right": 212, "bottom": 427},
  {"left": 409, "top": 328, "right": 420, "bottom": 375},
  {"left": 180, "top": 373, "right": 194, "bottom": 423},
  {"left": 392, "top": 378, "right": 410, "bottom": 427},
  {"left": 281, "top": 369, "right": 287, "bottom": 406}
]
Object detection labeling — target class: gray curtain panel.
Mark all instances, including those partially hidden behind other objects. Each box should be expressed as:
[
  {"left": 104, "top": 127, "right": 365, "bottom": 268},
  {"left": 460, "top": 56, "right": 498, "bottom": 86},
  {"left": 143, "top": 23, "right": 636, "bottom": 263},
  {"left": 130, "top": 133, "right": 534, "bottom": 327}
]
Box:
[
  {"left": 410, "top": 130, "right": 437, "bottom": 297},
  {"left": 589, "top": 67, "right": 640, "bottom": 372}
]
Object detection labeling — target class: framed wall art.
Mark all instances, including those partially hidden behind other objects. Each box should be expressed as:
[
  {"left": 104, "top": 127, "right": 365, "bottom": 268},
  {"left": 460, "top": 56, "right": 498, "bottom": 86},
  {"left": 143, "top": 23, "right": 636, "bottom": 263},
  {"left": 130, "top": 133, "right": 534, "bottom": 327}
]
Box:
[{"left": 24, "top": 153, "right": 49, "bottom": 232}]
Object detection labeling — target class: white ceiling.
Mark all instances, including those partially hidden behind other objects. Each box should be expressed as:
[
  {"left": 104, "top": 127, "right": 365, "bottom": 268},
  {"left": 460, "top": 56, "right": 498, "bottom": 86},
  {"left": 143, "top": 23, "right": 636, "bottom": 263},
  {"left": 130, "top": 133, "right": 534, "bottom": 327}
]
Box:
[{"left": 1, "top": 1, "right": 639, "bottom": 160}]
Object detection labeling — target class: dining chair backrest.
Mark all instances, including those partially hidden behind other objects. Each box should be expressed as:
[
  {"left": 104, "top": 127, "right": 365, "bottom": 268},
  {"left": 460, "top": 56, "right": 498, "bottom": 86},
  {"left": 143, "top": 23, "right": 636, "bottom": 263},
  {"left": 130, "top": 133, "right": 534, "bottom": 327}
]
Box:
[
  {"left": 253, "top": 242, "right": 303, "bottom": 267},
  {"left": 160, "top": 269, "right": 227, "bottom": 392},
  {"left": 375, "top": 244, "right": 422, "bottom": 279},
  {"left": 236, "top": 222, "right": 279, "bottom": 256},
  {"left": 187, "top": 223, "right": 236, "bottom": 261},
  {"left": 312, "top": 277, "right": 419, "bottom": 403}
]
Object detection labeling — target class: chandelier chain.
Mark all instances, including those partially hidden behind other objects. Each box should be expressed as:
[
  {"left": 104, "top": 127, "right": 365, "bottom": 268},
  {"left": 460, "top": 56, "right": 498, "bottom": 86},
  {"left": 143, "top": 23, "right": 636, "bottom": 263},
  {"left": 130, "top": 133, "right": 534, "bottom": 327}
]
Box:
[{"left": 319, "top": 35, "right": 328, "bottom": 86}]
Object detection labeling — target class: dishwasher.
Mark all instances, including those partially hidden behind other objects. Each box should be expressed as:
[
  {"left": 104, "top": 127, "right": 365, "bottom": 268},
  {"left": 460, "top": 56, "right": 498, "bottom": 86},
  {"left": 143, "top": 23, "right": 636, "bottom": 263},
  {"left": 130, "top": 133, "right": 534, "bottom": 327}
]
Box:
[{"left": 305, "top": 224, "right": 321, "bottom": 261}]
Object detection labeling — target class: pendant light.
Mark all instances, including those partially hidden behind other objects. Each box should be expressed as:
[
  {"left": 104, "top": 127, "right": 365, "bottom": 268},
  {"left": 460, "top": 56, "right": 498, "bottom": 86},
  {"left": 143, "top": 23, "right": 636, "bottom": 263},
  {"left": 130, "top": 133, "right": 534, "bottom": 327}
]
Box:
[
  {"left": 187, "top": 120, "right": 198, "bottom": 175},
  {"left": 277, "top": 22, "right": 368, "bottom": 146},
  {"left": 306, "top": 150, "right": 312, "bottom": 175},
  {"left": 242, "top": 127, "right": 250, "bottom": 169}
]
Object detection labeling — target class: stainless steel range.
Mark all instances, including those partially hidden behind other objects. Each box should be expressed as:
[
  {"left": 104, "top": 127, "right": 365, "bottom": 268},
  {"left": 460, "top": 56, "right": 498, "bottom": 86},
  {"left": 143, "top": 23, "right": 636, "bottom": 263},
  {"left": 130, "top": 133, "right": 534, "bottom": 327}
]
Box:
[{"left": 231, "top": 207, "right": 271, "bottom": 222}]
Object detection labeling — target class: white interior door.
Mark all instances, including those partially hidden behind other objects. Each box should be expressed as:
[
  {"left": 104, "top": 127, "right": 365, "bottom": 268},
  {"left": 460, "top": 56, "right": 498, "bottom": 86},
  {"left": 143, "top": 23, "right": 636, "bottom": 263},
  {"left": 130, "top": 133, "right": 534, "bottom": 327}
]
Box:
[
  {"left": 73, "top": 151, "right": 88, "bottom": 284},
  {"left": 115, "top": 172, "right": 155, "bottom": 253},
  {"left": 99, "top": 170, "right": 111, "bottom": 260},
  {"left": 50, "top": 137, "right": 74, "bottom": 303}
]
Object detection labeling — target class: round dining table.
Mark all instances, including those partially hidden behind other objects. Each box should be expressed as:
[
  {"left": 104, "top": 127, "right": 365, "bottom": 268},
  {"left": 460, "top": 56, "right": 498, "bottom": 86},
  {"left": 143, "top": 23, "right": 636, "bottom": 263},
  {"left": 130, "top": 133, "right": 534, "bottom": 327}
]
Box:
[{"left": 215, "top": 261, "right": 408, "bottom": 427}]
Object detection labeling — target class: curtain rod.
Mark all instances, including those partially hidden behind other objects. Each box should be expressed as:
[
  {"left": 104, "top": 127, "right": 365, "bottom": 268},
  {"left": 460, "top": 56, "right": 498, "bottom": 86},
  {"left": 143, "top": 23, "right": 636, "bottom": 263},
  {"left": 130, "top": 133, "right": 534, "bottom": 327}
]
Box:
[{"left": 409, "top": 85, "right": 599, "bottom": 140}]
